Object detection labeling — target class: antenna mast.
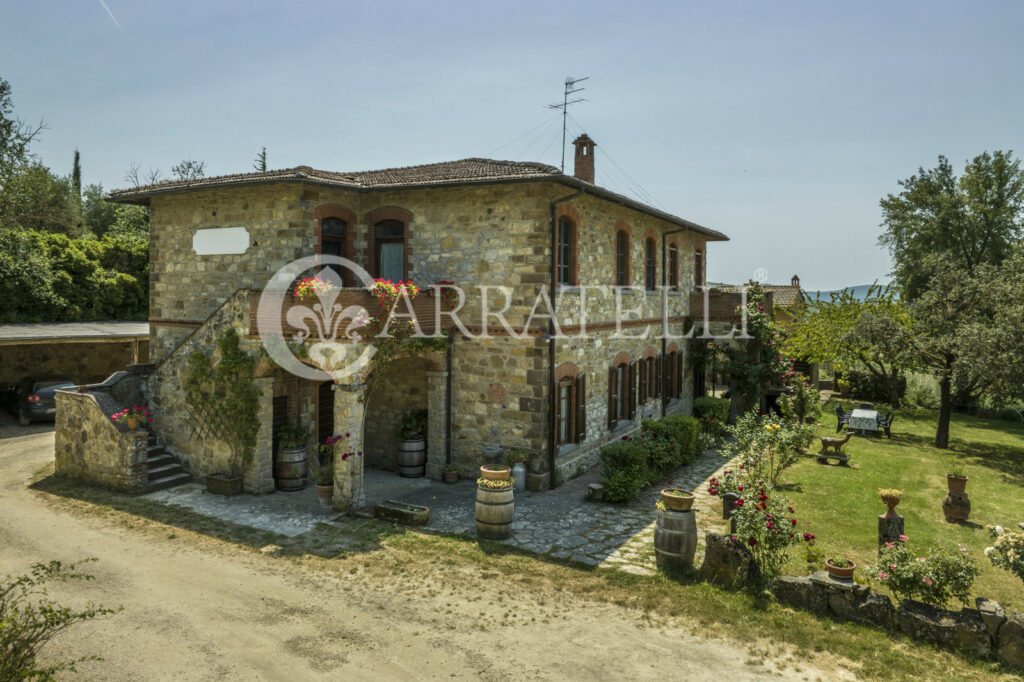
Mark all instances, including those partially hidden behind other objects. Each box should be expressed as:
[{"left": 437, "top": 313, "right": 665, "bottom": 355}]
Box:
[{"left": 547, "top": 76, "right": 588, "bottom": 172}]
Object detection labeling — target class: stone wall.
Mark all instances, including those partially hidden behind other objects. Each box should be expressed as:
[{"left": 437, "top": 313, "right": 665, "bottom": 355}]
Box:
[
  {"left": 700, "top": 533, "right": 1024, "bottom": 670},
  {"left": 0, "top": 339, "right": 148, "bottom": 386},
  {"left": 364, "top": 356, "right": 429, "bottom": 471},
  {"left": 54, "top": 390, "right": 149, "bottom": 493}
]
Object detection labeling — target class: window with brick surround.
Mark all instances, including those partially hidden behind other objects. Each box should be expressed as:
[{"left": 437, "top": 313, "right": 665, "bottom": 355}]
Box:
[
  {"left": 669, "top": 244, "right": 678, "bottom": 289},
  {"left": 607, "top": 358, "right": 636, "bottom": 429},
  {"left": 557, "top": 216, "right": 575, "bottom": 286},
  {"left": 375, "top": 220, "right": 405, "bottom": 282},
  {"left": 694, "top": 249, "right": 704, "bottom": 288},
  {"left": 553, "top": 366, "right": 586, "bottom": 445},
  {"left": 319, "top": 217, "right": 347, "bottom": 285},
  {"left": 615, "top": 230, "right": 629, "bottom": 287}
]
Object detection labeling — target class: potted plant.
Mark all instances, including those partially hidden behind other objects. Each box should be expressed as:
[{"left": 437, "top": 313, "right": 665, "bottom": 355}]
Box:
[
  {"left": 292, "top": 276, "right": 335, "bottom": 303},
  {"left": 110, "top": 405, "right": 152, "bottom": 431},
  {"left": 275, "top": 422, "right": 309, "bottom": 491},
  {"left": 826, "top": 557, "right": 856, "bottom": 580},
  {"left": 660, "top": 488, "right": 695, "bottom": 511},
  {"left": 442, "top": 464, "right": 459, "bottom": 484},
  {"left": 945, "top": 462, "right": 968, "bottom": 493},
  {"left": 506, "top": 449, "right": 529, "bottom": 493},
  {"left": 396, "top": 409, "right": 428, "bottom": 478},
  {"left": 308, "top": 436, "right": 338, "bottom": 507},
  {"left": 879, "top": 488, "right": 904, "bottom": 518},
  {"left": 480, "top": 464, "right": 511, "bottom": 481}
]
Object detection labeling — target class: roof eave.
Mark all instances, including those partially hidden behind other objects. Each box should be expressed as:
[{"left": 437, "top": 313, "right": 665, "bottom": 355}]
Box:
[{"left": 108, "top": 173, "right": 729, "bottom": 242}]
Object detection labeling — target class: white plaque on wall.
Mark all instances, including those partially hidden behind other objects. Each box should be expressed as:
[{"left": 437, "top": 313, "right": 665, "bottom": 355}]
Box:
[{"left": 192, "top": 226, "right": 250, "bottom": 255}]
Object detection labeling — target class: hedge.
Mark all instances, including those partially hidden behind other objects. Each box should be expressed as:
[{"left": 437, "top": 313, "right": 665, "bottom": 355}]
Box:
[
  {"left": 837, "top": 369, "right": 906, "bottom": 403},
  {"left": 600, "top": 414, "right": 700, "bottom": 503}
]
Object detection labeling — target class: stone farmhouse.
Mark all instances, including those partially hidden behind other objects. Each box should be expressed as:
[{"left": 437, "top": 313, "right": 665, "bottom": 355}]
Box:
[{"left": 81, "top": 134, "right": 743, "bottom": 509}]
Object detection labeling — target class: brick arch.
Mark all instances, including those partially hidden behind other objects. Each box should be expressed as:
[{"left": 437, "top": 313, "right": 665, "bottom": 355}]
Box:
[
  {"left": 364, "top": 206, "right": 414, "bottom": 225},
  {"left": 641, "top": 345, "right": 658, "bottom": 360},
  {"left": 555, "top": 202, "right": 581, "bottom": 224},
  {"left": 611, "top": 350, "right": 631, "bottom": 367},
  {"left": 314, "top": 203, "right": 357, "bottom": 224},
  {"left": 666, "top": 341, "right": 680, "bottom": 354},
  {"left": 364, "top": 206, "right": 414, "bottom": 281},
  {"left": 554, "top": 361, "right": 581, "bottom": 382}
]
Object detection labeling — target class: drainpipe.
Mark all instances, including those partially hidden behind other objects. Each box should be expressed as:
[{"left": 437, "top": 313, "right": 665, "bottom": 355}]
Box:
[
  {"left": 661, "top": 227, "right": 688, "bottom": 417},
  {"left": 446, "top": 330, "right": 454, "bottom": 466},
  {"left": 548, "top": 189, "right": 584, "bottom": 488}
]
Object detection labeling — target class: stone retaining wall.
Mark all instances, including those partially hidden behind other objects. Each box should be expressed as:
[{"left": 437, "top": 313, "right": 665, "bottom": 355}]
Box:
[
  {"left": 0, "top": 339, "right": 148, "bottom": 386},
  {"left": 699, "top": 532, "right": 1024, "bottom": 670},
  {"left": 54, "top": 390, "right": 149, "bottom": 493}
]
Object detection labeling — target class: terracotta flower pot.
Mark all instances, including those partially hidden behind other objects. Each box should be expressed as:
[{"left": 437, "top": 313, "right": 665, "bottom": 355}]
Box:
[
  {"left": 126, "top": 416, "right": 140, "bottom": 431},
  {"left": 480, "top": 465, "right": 511, "bottom": 481},
  {"left": 880, "top": 495, "right": 902, "bottom": 519},
  {"left": 443, "top": 470, "right": 459, "bottom": 483},
  {"left": 315, "top": 484, "right": 334, "bottom": 507},
  {"left": 660, "top": 488, "right": 695, "bottom": 512},
  {"left": 826, "top": 558, "right": 856, "bottom": 580},
  {"left": 946, "top": 475, "right": 968, "bottom": 494}
]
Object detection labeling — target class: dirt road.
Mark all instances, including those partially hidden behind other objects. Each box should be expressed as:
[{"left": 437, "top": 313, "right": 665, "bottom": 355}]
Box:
[{"left": 0, "top": 419, "right": 835, "bottom": 681}]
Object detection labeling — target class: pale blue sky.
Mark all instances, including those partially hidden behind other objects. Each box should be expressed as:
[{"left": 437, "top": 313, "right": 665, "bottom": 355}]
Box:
[{"left": 2, "top": 1, "right": 1022, "bottom": 290}]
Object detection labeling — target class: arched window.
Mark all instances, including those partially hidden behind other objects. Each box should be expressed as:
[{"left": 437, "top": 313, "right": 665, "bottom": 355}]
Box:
[
  {"left": 319, "top": 217, "right": 347, "bottom": 286},
  {"left": 557, "top": 216, "right": 575, "bottom": 286},
  {"left": 554, "top": 363, "right": 586, "bottom": 446},
  {"left": 607, "top": 354, "right": 636, "bottom": 429},
  {"left": 694, "top": 249, "right": 704, "bottom": 288},
  {"left": 375, "top": 220, "right": 405, "bottom": 282},
  {"left": 615, "top": 231, "right": 629, "bottom": 287},
  {"left": 668, "top": 244, "right": 678, "bottom": 289},
  {"left": 644, "top": 238, "right": 656, "bottom": 291}
]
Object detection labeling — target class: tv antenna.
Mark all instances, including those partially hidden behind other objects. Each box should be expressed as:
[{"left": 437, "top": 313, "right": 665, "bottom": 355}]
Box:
[{"left": 548, "top": 76, "right": 588, "bottom": 172}]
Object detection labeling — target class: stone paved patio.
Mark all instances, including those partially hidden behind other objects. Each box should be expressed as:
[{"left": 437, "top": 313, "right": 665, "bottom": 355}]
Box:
[{"left": 143, "top": 447, "right": 736, "bottom": 576}]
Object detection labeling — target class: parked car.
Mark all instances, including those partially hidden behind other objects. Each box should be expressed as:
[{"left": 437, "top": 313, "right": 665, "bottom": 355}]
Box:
[{"left": 2, "top": 378, "right": 76, "bottom": 426}]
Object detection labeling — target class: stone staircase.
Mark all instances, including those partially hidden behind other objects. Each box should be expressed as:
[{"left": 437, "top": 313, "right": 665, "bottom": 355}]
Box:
[{"left": 144, "top": 430, "right": 192, "bottom": 492}]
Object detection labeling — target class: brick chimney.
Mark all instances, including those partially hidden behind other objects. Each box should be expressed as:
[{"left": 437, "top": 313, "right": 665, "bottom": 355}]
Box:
[{"left": 572, "top": 134, "right": 596, "bottom": 183}]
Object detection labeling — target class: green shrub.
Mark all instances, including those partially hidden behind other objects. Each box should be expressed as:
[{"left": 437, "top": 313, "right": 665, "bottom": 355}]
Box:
[
  {"left": 639, "top": 420, "right": 682, "bottom": 472},
  {"left": 663, "top": 415, "right": 699, "bottom": 465},
  {"left": 599, "top": 438, "right": 650, "bottom": 503},
  {"left": 693, "top": 396, "right": 729, "bottom": 444},
  {"left": 837, "top": 368, "right": 906, "bottom": 403}
]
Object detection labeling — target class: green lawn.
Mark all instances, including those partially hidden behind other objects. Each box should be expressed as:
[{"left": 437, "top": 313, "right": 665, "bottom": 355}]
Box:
[{"left": 779, "top": 400, "right": 1024, "bottom": 608}]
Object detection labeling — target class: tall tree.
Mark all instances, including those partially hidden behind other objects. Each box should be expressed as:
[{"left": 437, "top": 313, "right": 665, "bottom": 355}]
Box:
[
  {"left": 254, "top": 147, "right": 267, "bottom": 172},
  {"left": 785, "top": 285, "right": 916, "bottom": 407},
  {"left": 71, "top": 149, "right": 82, "bottom": 230},
  {"left": 170, "top": 159, "right": 205, "bottom": 180},
  {"left": 0, "top": 77, "right": 46, "bottom": 217},
  {"left": 0, "top": 161, "right": 76, "bottom": 234},
  {"left": 879, "top": 151, "right": 1024, "bottom": 447}
]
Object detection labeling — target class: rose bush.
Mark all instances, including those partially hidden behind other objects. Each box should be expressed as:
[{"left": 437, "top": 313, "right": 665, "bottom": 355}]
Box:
[
  {"left": 986, "top": 526, "right": 1024, "bottom": 585},
  {"left": 729, "top": 483, "right": 813, "bottom": 581},
  {"left": 871, "top": 537, "right": 979, "bottom": 607}
]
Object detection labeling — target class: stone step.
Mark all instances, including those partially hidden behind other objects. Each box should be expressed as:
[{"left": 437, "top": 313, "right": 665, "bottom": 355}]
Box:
[
  {"left": 147, "top": 443, "right": 166, "bottom": 455},
  {"left": 146, "top": 472, "right": 192, "bottom": 492},
  {"left": 148, "top": 462, "right": 185, "bottom": 481},
  {"left": 146, "top": 453, "right": 175, "bottom": 469}
]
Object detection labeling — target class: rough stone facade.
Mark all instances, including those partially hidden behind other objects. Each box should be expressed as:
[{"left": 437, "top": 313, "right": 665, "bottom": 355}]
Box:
[
  {"left": 0, "top": 339, "right": 148, "bottom": 386},
  {"left": 54, "top": 390, "right": 149, "bottom": 493},
  {"left": 132, "top": 171, "right": 721, "bottom": 496},
  {"left": 364, "top": 356, "right": 429, "bottom": 471}
]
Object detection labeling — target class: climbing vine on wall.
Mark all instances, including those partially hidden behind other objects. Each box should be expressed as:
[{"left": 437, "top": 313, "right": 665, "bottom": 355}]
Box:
[
  {"left": 723, "top": 283, "right": 795, "bottom": 406},
  {"left": 184, "top": 328, "right": 261, "bottom": 476}
]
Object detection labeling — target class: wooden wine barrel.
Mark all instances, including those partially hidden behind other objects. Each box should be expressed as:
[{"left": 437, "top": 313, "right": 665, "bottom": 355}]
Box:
[
  {"left": 398, "top": 438, "right": 427, "bottom": 478},
  {"left": 475, "top": 483, "right": 514, "bottom": 539},
  {"left": 654, "top": 508, "right": 697, "bottom": 569},
  {"left": 274, "top": 447, "right": 307, "bottom": 491}
]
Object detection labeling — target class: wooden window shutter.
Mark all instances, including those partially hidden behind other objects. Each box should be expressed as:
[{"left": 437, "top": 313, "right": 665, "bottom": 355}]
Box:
[
  {"left": 575, "top": 373, "right": 586, "bottom": 443},
  {"left": 554, "top": 376, "right": 562, "bottom": 444},
  {"left": 655, "top": 355, "right": 663, "bottom": 398},
  {"left": 628, "top": 361, "right": 637, "bottom": 419},
  {"left": 607, "top": 366, "right": 616, "bottom": 430},
  {"left": 675, "top": 352, "right": 683, "bottom": 398},
  {"left": 638, "top": 361, "right": 647, "bottom": 403}
]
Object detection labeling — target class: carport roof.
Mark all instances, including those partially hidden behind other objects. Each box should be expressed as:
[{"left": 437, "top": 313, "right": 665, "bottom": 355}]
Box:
[{"left": 0, "top": 321, "right": 149, "bottom": 344}]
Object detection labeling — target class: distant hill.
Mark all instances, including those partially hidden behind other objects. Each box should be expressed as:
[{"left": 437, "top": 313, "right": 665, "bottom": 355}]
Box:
[{"left": 805, "top": 284, "right": 882, "bottom": 301}]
